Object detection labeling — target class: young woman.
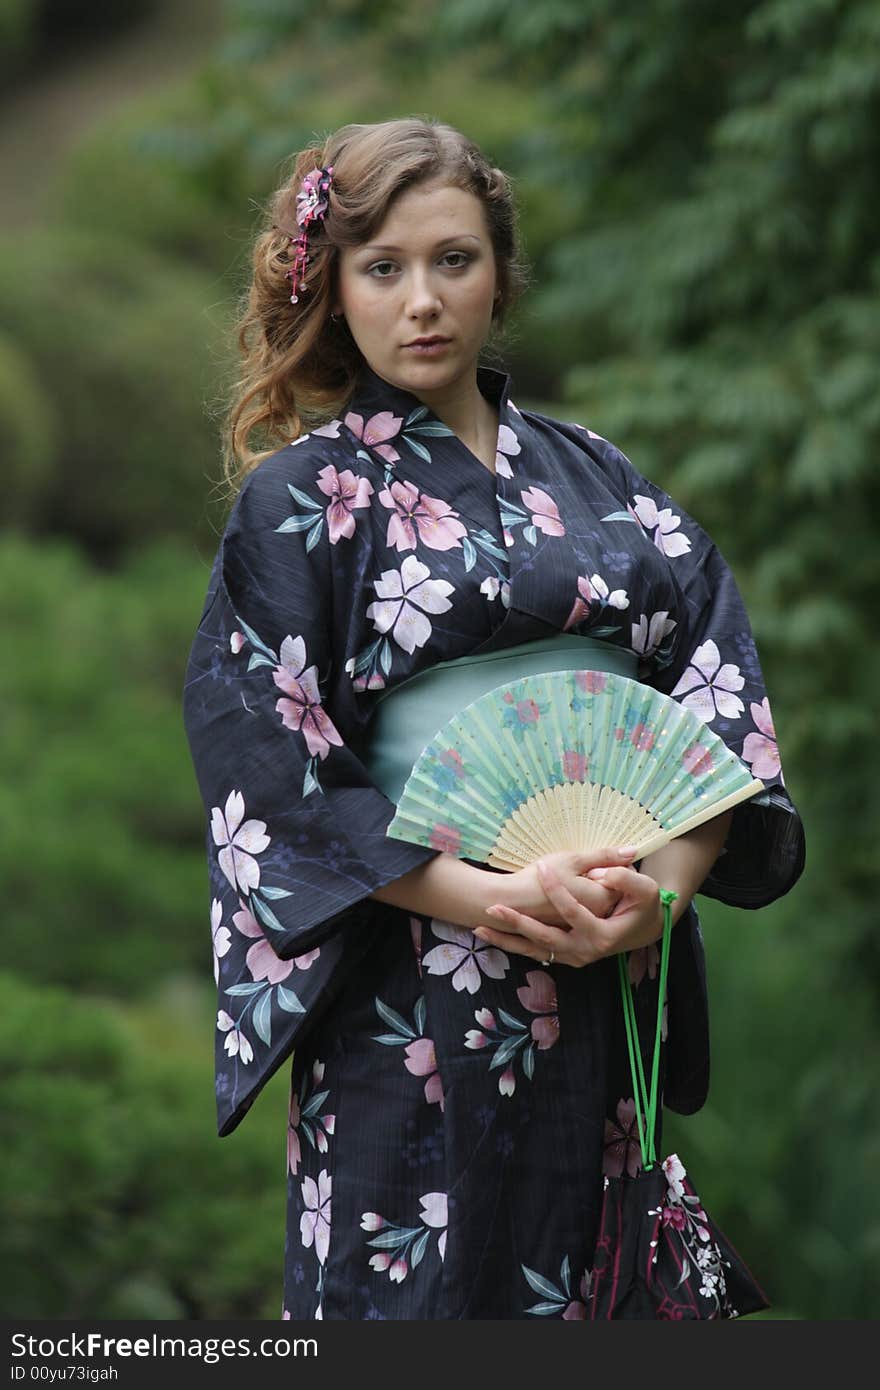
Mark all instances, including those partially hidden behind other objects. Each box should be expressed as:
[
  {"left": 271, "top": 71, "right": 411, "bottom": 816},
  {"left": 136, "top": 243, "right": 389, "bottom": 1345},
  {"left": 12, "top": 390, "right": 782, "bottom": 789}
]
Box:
[{"left": 183, "top": 117, "right": 805, "bottom": 1319}]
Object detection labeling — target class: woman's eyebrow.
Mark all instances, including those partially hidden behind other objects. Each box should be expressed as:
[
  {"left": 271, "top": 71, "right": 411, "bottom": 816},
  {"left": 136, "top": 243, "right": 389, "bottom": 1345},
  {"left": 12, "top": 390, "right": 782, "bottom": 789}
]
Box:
[{"left": 359, "top": 233, "right": 482, "bottom": 252}]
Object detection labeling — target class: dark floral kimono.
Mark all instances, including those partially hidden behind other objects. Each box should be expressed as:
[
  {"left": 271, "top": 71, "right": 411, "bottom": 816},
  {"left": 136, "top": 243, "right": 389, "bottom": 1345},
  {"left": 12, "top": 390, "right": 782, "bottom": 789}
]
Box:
[{"left": 182, "top": 360, "right": 805, "bottom": 1320}]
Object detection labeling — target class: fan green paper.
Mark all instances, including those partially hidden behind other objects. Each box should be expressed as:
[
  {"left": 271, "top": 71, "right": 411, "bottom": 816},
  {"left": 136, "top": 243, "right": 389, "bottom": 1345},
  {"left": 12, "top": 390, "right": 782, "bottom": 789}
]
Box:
[{"left": 385, "top": 668, "right": 765, "bottom": 871}]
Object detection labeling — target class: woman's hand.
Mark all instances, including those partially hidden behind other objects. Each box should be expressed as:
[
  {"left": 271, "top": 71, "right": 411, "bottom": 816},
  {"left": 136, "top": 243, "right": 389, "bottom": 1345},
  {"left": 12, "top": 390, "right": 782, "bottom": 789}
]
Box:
[
  {"left": 479, "top": 846, "right": 638, "bottom": 930},
  {"left": 474, "top": 856, "right": 666, "bottom": 968}
]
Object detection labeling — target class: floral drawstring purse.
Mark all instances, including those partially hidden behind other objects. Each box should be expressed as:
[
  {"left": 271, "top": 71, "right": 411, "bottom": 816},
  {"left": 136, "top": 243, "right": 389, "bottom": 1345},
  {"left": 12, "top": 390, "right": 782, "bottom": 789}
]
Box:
[{"left": 588, "top": 888, "right": 771, "bottom": 1320}]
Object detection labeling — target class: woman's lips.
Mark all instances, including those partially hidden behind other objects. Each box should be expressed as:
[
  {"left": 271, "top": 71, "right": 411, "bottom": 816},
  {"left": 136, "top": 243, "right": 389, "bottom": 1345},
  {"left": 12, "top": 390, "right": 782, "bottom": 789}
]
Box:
[{"left": 404, "top": 339, "right": 451, "bottom": 354}]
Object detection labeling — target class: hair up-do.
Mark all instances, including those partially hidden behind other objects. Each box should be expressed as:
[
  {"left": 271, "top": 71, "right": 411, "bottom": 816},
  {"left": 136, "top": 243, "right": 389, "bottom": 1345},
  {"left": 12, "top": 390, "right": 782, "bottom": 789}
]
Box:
[{"left": 218, "top": 117, "right": 532, "bottom": 501}]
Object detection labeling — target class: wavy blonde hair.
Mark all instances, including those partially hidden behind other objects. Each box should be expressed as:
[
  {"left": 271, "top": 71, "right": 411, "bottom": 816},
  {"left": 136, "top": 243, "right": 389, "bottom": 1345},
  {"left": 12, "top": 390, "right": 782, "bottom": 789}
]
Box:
[{"left": 218, "top": 116, "right": 532, "bottom": 505}]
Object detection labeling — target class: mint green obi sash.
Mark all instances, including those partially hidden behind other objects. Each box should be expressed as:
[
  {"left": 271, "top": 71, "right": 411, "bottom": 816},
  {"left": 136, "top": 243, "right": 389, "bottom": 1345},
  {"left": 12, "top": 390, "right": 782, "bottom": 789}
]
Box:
[{"left": 358, "top": 633, "right": 639, "bottom": 806}]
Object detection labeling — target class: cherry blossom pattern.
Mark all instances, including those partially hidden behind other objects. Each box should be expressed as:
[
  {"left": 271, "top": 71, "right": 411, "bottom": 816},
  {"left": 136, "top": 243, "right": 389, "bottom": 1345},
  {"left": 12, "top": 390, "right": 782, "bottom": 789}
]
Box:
[
  {"left": 520, "top": 485, "right": 566, "bottom": 537},
  {"left": 670, "top": 638, "right": 745, "bottom": 724},
  {"left": 646, "top": 1155, "right": 741, "bottom": 1316},
  {"left": 289, "top": 1059, "right": 335, "bottom": 1176},
  {"left": 360, "top": 1192, "right": 447, "bottom": 1283},
  {"left": 498, "top": 687, "right": 548, "bottom": 742},
  {"left": 563, "top": 572, "right": 630, "bottom": 633},
  {"left": 494, "top": 421, "right": 522, "bottom": 479},
  {"left": 217, "top": 1008, "right": 254, "bottom": 1065},
  {"left": 344, "top": 407, "right": 407, "bottom": 464},
  {"left": 229, "top": 620, "right": 344, "bottom": 794},
  {"left": 212, "top": 790, "right": 269, "bottom": 896},
  {"left": 273, "top": 634, "right": 346, "bottom": 758},
  {"left": 275, "top": 464, "right": 373, "bottom": 549},
  {"left": 742, "top": 697, "right": 784, "bottom": 784},
  {"left": 378, "top": 479, "right": 468, "bottom": 552},
  {"left": 346, "top": 400, "right": 458, "bottom": 467},
  {"left": 521, "top": 1255, "right": 590, "bottom": 1318},
  {"left": 603, "top": 1098, "right": 643, "bottom": 1179},
  {"left": 365, "top": 555, "right": 455, "bottom": 655},
  {"left": 465, "top": 969, "right": 559, "bottom": 1098},
  {"left": 210, "top": 897, "right": 231, "bottom": 986},
  {"left": 300, "top": 1168, "right": 332, "bottom": 1318},
  {"left": 631, "top": 610, "right": 677, "bottom": 663},
  {"left": 370, "top": 995, "right": 445, "bottom": 1111},
  {"left": 289, "top": 419, "right": 342, "bottom": 446},
  {"left": 629, "top": 494, "right": 693, "bottom": 558},
  {"left": 422, "top": 921, "right": 510, "bottom": 994},
  {"left": 234, "top": 898, "right": 320, "bottom": 985},
  {"left": 480, "top": 574, "right": 511, "bottom": 607}
]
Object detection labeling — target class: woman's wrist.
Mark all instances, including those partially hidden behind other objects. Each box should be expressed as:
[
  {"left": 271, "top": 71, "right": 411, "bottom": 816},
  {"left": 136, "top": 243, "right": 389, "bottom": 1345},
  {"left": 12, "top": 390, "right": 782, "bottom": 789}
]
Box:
[{"left": 370, "top": 852, "right": 505, "bottom": 931}]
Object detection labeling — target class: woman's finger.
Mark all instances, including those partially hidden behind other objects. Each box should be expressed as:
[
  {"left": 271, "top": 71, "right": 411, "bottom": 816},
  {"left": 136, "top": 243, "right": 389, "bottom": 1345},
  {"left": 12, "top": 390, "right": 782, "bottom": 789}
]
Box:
[{"left": 536, "top": 858, "right": 614, "bottom": 929}]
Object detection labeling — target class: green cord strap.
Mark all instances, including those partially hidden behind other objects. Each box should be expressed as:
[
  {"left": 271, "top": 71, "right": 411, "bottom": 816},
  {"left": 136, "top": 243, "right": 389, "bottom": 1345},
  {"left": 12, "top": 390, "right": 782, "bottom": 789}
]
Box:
[{"left": 617, "top": 888, "right": 679, "bottom": 1171}]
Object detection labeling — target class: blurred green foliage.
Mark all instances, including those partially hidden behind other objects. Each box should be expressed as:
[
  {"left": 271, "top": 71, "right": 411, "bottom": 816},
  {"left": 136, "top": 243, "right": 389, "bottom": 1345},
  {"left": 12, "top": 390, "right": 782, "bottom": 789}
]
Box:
[{"left": 3, "top": 0, "right": 878, "bottom": 1321}]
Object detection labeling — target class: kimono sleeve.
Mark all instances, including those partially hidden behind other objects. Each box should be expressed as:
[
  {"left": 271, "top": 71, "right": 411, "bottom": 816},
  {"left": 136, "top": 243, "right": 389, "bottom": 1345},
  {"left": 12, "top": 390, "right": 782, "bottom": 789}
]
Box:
[
  {"left": 182, "top": 452, "right": 439, "bottom": 1134},
  {"left": 590, "top": 435, "right": 806, "bottom": 910}
]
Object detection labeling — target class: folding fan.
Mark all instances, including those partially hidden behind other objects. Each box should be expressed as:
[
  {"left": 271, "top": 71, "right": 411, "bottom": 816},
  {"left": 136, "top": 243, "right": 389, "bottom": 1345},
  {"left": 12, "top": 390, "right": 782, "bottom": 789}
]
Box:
[{"left": 385, "top": 669, "right": 765, "bottom": 870}]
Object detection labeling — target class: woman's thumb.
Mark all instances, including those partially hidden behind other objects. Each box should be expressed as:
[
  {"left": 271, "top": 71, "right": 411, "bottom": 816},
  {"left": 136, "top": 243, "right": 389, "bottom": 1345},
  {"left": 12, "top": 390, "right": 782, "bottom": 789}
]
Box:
[{"left": 574, "top": 845, "right": 637, "bottom": 871}]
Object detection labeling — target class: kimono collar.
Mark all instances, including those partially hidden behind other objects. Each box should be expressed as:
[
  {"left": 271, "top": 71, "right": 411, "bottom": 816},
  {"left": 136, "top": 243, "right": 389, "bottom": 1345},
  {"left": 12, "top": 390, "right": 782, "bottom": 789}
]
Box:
[{"left": 344, "top": 359, "right": 515, "bottom": 476}]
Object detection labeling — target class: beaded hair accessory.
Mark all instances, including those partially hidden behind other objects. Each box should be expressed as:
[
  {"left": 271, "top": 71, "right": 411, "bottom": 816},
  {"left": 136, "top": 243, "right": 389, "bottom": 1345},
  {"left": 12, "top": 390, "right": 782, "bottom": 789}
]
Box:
[{"left": 273, "top": 163, "right": 334, "bottom": 304}]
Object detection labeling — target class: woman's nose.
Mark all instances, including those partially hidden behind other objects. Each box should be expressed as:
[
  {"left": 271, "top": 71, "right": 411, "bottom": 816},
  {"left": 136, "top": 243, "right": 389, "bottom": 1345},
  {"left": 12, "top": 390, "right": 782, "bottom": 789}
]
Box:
[{"left": 403, "top": 272, "right": 443, "bottom": 314}]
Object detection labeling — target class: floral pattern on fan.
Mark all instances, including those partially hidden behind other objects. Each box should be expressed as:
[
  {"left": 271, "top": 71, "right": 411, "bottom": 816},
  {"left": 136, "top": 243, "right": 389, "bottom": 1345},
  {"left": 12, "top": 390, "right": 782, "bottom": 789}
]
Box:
[{"left": 386, "top": 669, "right": 765, "bottom": 870}]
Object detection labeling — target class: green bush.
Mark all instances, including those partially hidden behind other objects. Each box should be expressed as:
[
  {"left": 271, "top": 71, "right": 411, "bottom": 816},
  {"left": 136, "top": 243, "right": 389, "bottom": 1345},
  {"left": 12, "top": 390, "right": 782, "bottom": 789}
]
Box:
[
  {"left": 0, "top": 533, "right": 219, "bottom": 995},
  {"left": 0, "top": 226, "right": 230, "bottom": 557},
  {"left": 1, "top": 969, "right": 288, "bottom": 1318}
]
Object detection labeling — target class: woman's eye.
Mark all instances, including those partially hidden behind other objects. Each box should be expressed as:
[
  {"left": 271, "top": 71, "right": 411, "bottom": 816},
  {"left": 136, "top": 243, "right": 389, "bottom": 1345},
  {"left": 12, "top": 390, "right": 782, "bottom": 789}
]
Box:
[{"left": 367, "top": 252, "right": 471, "bottom": 277}]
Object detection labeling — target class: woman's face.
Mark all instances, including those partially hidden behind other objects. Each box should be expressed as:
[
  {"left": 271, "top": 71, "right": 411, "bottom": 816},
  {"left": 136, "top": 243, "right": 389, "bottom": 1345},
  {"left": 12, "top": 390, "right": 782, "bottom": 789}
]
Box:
[{"left": 333, "top": 179, "right": 499, "bottom": 394}]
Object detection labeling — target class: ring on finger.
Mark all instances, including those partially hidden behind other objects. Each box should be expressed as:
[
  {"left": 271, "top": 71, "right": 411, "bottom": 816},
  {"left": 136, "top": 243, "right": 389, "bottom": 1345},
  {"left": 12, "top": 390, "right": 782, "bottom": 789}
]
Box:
[{"left": 540, "top": 950, "right": 555, "bottom": 966}]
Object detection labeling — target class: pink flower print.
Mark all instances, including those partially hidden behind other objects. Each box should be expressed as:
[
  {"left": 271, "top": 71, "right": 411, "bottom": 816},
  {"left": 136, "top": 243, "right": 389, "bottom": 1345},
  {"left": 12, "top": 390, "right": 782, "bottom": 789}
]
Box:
[
  {"left": 562, "top": 750, "right": 588, "bottom": 781},
  {"left": 628, "top": 941, "right": 659, "bottom": 987},
  {"left": 574, "top": 669, "right": 607, "bottom": 694},
  {"left": 273, "top": 634, "right": 345, "bottom": 759},
  {"left": 475, "top": 1007, "right": 496, "bottom": 1029},
  {"left": 234, "top": 899, "right": 320, "bottom": 980},
  {"left": 315, "top": 464, "right": 374, "bottom": 543},
  {"left": 632, "top": 610, "right": 676, "bottom": 660},
  {"left": 230, "top": 629, "right": 245, "bottom": 654},
  {"left": 661, "top": 1204, "right": 687, "bottom": 1230},
  {"left": 520, "top": 485, "right": 565, "bottom": 536},
  {"left": 300, "top": 1169, "right": 332, "bottom": 1266},
  {"left": 366, "top": 555, "right": 454, "bottom": 654},
  {"left": 211, "top": 790, "right": 270, "bottom": 895},
  {"left": 310, "top": 420, "right": 341, "bottom": 438},
  {"left": 480, "top": 575, "right": 511, "bottom": 607},
  {"left": 564, "top": 573, "right": 630, "bottom": 631},
  {"left": 422, "top": 921, "right": 510, "bottom": 993},
  {"left": 429, "top": 823, "right": 461, "bottom": 853},
  {"left": 662, "top": 1153, "right": 687, "bottom": 1198},
  {"left": 630, "top": 494, "right": 692, "bottom": 557},
  {"left": 603, "top": 1098, "right": 642, "bottom": 1178},
  {"left": 217, "top": 1010, "right": 253, "bottom": 1065},
  {"left": 682, "top": 739, "right": 715, "bottom": 777},
  {"left": 630, "top": 722, "right": 656, "bottom": 751},
  {"left": 515, "top": 698, "right": 541, "bottom": 725},
  {"left": 419, "top": 1191, "right": 448, "bottom": 1262},
  {"left": 503, "top": 528, "right": 515, "bottom": 547},
  {"left": 742, "top": 697, "right": 783, "bottom": 782},
  {"left": 389, "top": 1258, "right": 408, "bottom": 1283},
  {"left": 378, "top": 479, "right": 468, "bottom": 552},
  {"left": 516, "top": 970, "right": 560, "bottom": 1050},
  {"left": 670, "top": 639, "right": 745, "bottom": 724},
  {"left": 499, "top": 1065, "right": 516, "bottom": 1096},
  {"left": 211, "top": 897, "right": 231, "bottom": 986},
  {"left": 494, "top": 422, "right": 521, "bottom": 479},
  {"left": 404, "top": 1037, "right": 445, "bottom": 1110},
  {"left": 410, "top": 915, "right": 423, "bottom": 975},
  {"left": 344, "top": 408, "right": 404, "bottom": 464},
  {"left": 288, "top": 1088, "right": 301, "bottom": 1176}
]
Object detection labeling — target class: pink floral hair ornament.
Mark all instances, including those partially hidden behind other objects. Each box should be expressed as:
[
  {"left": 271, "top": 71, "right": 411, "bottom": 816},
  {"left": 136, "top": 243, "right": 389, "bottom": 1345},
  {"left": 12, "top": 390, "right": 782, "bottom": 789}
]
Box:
[{"left": 273, "top": 164, "right": 335, "bottom": 304}]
